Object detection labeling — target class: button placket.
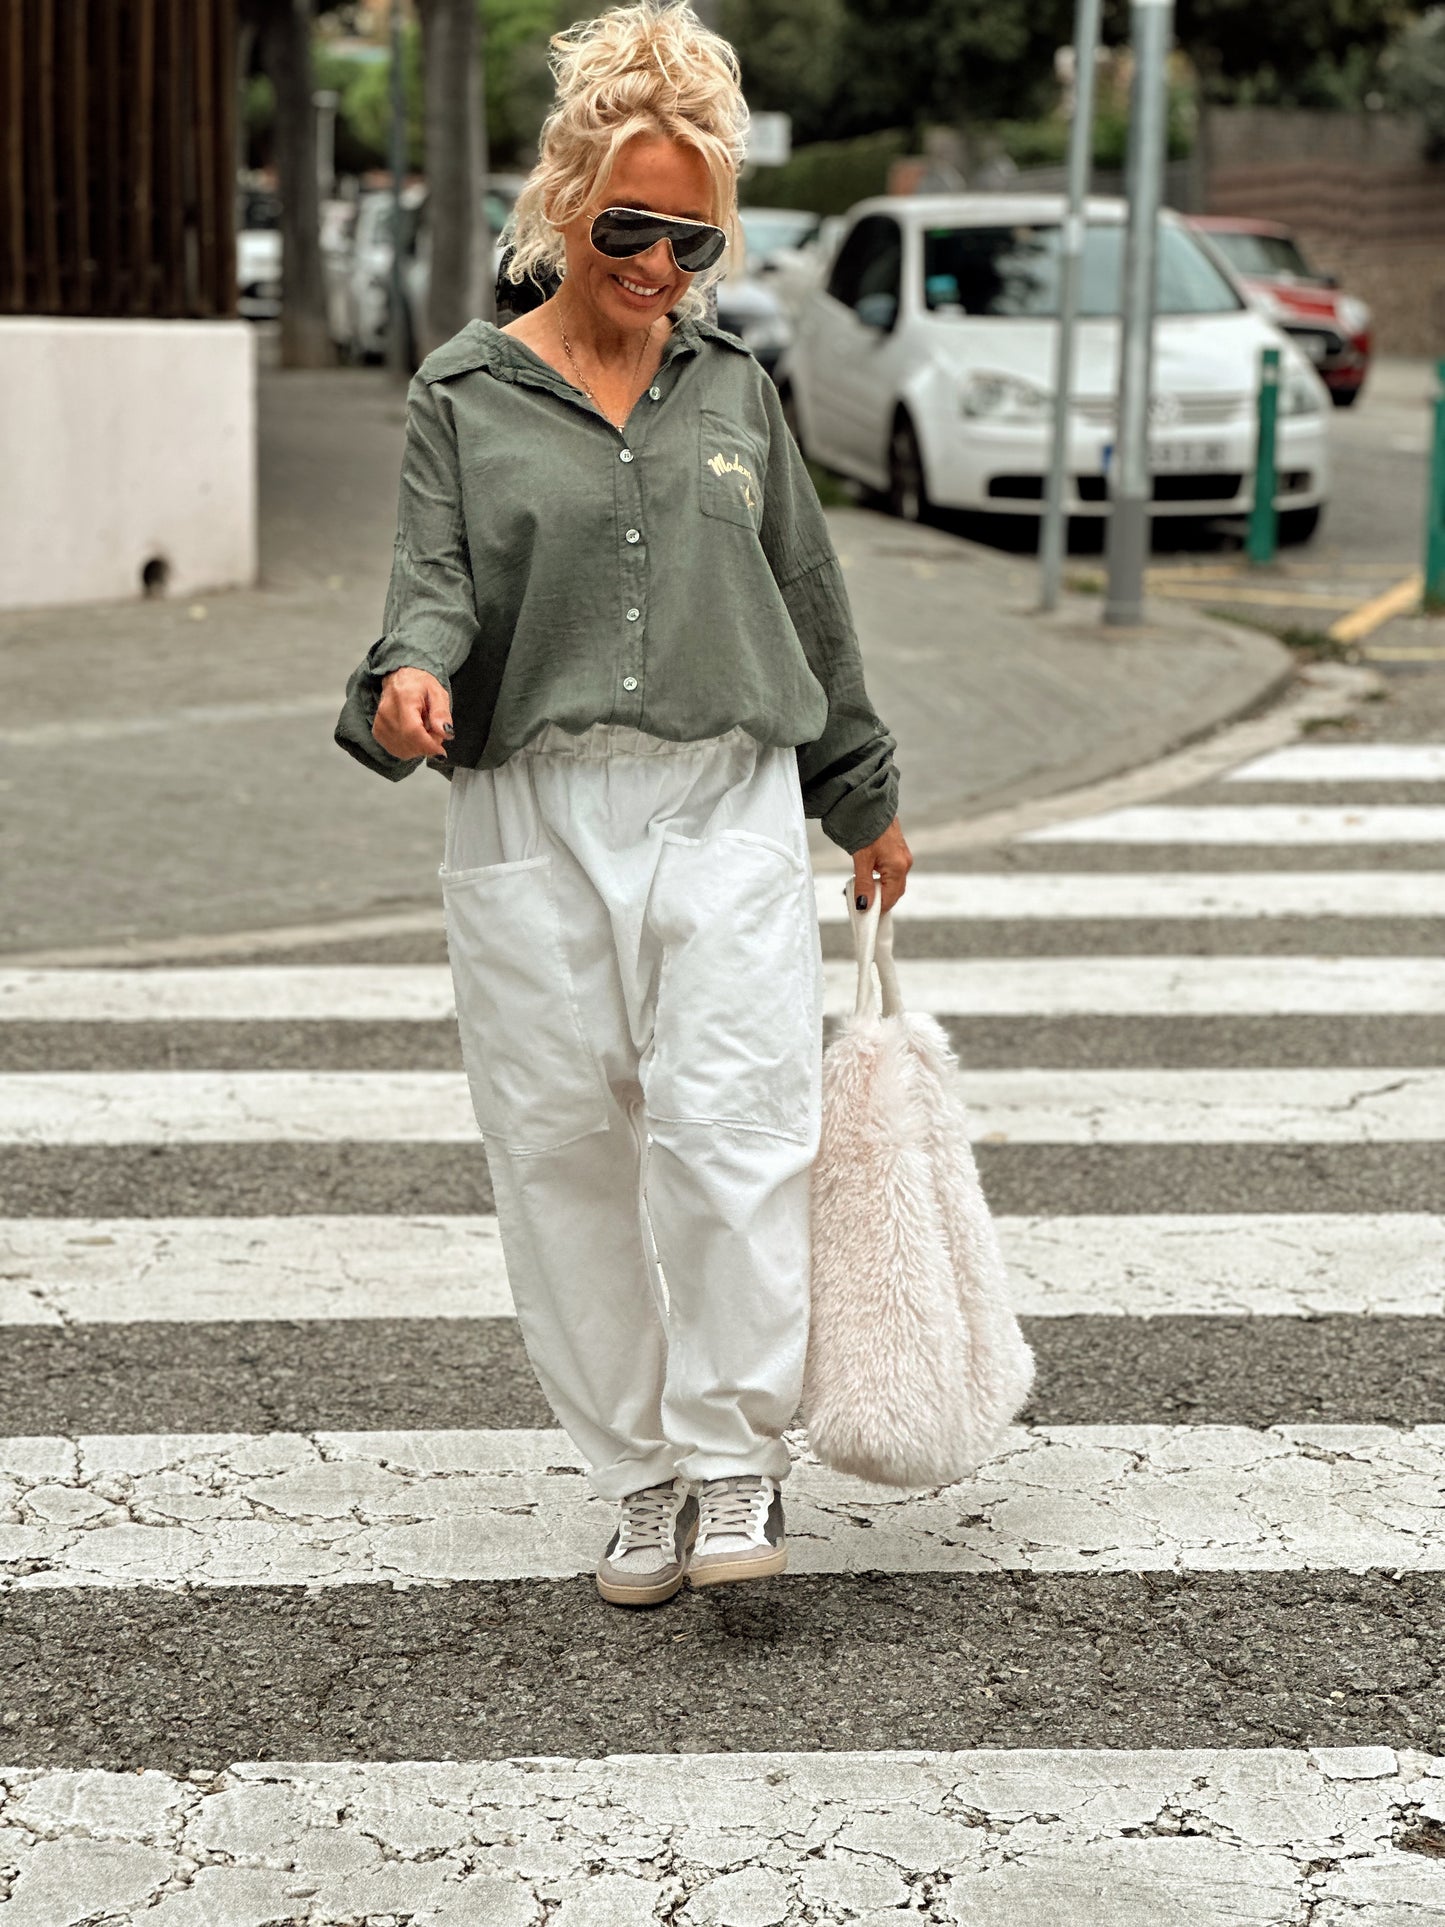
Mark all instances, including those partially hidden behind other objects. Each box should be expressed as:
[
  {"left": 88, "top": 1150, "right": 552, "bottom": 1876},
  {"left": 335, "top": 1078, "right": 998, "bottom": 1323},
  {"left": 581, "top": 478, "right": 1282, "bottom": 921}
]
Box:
[{"left": 616, "top": 429, "right": 647, "bottom": 714}]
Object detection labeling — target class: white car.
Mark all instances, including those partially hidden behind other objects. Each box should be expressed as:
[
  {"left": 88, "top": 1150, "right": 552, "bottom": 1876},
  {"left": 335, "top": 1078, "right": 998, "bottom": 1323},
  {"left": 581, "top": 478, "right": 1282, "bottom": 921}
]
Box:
[{"left": 780, "top": 193, "right": 1331, "bottom": 543}]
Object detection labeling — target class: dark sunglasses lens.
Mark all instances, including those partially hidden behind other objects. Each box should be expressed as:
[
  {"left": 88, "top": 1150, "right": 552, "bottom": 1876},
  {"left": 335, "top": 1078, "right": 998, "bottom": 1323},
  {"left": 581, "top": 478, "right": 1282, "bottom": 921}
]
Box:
[
  {"left": 590, "top": 210, "right": 726, "bottom": 274},
  {"left": 673, "top": 227, "right": 727, "bottom": 272}
]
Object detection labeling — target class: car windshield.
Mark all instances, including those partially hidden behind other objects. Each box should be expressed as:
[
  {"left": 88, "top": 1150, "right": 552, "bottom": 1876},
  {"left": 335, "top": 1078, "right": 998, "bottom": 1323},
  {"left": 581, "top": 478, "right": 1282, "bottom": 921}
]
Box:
[
  {"left": 921, "top": 221, "right": 1243, "bottom": 318},
  {"left": 740, "top": 208, "right": 821, "bottom": 259},
  {"left": 1205, "top": 229, "right": 1316, "bottom": 280}
]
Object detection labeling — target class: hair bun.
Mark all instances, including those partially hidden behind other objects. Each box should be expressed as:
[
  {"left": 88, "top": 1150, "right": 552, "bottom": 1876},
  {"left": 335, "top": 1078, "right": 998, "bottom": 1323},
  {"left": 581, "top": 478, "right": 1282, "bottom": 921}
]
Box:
[{"left": 549, "top": 3, "right": 747, "bottom": 156}]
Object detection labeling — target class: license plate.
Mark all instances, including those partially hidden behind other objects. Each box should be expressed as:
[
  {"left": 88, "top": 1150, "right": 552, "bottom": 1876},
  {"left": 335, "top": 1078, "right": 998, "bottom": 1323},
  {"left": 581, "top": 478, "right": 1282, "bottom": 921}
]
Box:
[
  {"left": 1149, "top": 439, "right": 1229, "bottom": 472},
  {"left": 1101, "top": 440, "right": 1229, "bottom": 476},
  {"left": 1297, "top": 333, "right": 1330, "bottom": 363}
]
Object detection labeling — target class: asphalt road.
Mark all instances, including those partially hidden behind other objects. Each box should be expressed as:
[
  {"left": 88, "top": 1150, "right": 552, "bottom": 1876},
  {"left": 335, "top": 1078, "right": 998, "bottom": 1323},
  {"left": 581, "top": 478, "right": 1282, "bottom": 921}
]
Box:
[{"left": 2, "top": 656, "right": 1444, "bottom": 1920}]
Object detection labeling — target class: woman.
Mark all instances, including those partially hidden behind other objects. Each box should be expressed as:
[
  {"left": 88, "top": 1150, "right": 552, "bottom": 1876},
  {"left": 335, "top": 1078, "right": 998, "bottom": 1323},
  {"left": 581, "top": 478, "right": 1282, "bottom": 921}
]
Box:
[{"left": 335, "top": 0, "right": 910, "bottom": 1608}]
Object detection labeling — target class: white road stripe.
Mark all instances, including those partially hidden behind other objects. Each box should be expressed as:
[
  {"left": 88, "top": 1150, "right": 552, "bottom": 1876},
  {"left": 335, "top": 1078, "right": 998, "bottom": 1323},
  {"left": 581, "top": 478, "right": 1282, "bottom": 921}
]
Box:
[
  {"left": 3, "top": 1067, "right": 1441, "bottom": 1145},
  {"left": 3, "top": 1213, "right": 1440, "bottom": 1326},
  {"left": 1226, "top": 743, "right": 1445, "bottom": 783},
  {"left": 821, "top": 870, "right": 1445, "bottom": 920},
  {"left": 3, "top": 1750, "right": 1440, "bottom": 1923},
  {"left": 10, "top": 954, "right": 1445, "bottom": 1021},
  {"left": 1023, "top": 806, "right": 1445, "bottom": 844},
  {"left": 2, "top": 1424, "right": 1441, "bottom": 1588}
]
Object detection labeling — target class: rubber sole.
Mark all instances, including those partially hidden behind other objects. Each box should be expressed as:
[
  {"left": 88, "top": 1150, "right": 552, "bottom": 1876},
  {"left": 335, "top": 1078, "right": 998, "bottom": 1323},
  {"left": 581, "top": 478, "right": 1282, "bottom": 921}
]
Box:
[
  {"left": 595, "top": 1519, "right": 698, "bottom": 1608},
  {"left": 686, "top": 1544, "right": 788, "bottom": 1589}
]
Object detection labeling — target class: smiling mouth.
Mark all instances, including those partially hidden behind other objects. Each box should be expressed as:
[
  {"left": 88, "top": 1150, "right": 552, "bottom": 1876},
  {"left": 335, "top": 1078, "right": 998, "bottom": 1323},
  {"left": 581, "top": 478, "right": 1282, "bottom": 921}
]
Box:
[{"left": 614, "top": 273, "right": 665, "bottom": 299}]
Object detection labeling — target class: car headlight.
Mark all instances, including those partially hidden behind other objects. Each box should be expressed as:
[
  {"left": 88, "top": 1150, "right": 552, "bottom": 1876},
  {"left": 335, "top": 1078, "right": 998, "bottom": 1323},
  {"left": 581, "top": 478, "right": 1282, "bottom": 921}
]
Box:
[
  {"left": 961, "top": 373, "right": 1052, "bottom": 421},
  {"left": 1281, "top": 362, "right": 1325, "bottom": 416},
  {"left": 1338, "top": 294, "right": 1371, "bottom": 336}
]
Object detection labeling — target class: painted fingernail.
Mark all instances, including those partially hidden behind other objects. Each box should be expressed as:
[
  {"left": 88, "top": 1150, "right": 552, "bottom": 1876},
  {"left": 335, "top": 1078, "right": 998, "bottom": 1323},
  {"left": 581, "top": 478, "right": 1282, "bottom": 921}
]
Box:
[
  {"left": 856, "top": 894, "right": 868, "bottom": 911},
  {"left": 441, "top": 724, "right": 455, "bottom": 738}
]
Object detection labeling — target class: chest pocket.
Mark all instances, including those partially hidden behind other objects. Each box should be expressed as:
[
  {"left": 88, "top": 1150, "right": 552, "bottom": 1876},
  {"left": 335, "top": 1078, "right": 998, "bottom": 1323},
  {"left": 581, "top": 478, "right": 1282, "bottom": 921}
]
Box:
[{"left": 698, "top": 408, "right": 765, "bottom": 532}]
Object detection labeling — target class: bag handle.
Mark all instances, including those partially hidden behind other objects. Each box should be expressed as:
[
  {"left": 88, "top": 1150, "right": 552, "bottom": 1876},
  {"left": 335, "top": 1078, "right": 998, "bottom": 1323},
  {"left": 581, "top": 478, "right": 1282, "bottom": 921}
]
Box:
[{"left": 844, "top": 883, "right": 904, "bottom": 1020}]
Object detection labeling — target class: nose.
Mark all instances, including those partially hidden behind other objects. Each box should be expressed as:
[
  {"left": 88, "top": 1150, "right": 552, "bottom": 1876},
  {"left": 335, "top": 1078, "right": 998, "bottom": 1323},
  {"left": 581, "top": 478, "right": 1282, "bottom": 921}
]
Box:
[{"left": 628, "top": 239, "right": 676, "bottom": 282}]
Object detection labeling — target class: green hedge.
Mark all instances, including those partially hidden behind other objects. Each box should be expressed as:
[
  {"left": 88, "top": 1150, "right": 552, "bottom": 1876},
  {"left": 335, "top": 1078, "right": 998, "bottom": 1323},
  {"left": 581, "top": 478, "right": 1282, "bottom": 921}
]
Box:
[{"left": 743, "top": 129, "right": 910, "bottom": 217}]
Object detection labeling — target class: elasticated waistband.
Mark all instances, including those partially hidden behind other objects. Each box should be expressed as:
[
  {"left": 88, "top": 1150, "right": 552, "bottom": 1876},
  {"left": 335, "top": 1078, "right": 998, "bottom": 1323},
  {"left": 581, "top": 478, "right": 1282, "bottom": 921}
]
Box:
[{"left": 516, "top": 721, "right": 758, "bottom": 761}]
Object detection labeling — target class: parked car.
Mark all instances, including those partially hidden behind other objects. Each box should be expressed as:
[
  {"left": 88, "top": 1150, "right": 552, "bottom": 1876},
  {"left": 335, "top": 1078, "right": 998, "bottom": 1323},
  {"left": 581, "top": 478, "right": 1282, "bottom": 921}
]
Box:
[
  {"left": 329, "top": 183, "right": 427, "bottom": 363},
  {"left": 236, "top": 184, "right": 282, "bottom": 321},
  {"left": 1188, "top": 217, "right": 1371, "bottom": 407},
  {"left": 738, "top": 205, "right": 823, "bottom": 269},
  {"left": 779, "top": 193, "right": 1331, "bottom": 543},
  {"left": 401, "top": 174, "right": 526, "bottom": 366},
  {"left": 715, "top": 270, "right": 793, "bottom": 376}
]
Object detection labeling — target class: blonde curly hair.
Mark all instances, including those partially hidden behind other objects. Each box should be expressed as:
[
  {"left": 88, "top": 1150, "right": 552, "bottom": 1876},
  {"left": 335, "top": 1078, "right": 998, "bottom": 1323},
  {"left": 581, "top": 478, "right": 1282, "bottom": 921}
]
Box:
[{"left": 505, "top": 2, "right": 748, "bottom": 318}]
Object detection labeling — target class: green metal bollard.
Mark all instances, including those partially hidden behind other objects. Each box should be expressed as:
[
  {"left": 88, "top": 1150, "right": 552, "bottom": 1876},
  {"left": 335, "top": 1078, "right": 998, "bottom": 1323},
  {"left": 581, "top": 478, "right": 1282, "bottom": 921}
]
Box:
[
  {"left": 1425, "top": 357, "right": 1445, "bottom": 613},
  {"left": 1246, "top": 345, "right": 1280, "bottom": 566}
]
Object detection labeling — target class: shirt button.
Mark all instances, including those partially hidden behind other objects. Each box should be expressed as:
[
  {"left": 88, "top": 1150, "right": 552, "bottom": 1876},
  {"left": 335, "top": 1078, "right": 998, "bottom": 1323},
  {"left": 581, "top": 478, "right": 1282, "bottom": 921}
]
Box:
[
  {"left": 625, "top": 528, "right": 641, "bottom": 544},
  {"left": 619, "top": 448, "right": 634, "bottom": 463},
  {"left": 648, "top": 385, "right": 661, "bottom": 401},
  {"left": 622, "top": 675, "right": 638, "bottom": 691},
  {"left": 626, "top": 607, "right": 640, "bottom": 622}
]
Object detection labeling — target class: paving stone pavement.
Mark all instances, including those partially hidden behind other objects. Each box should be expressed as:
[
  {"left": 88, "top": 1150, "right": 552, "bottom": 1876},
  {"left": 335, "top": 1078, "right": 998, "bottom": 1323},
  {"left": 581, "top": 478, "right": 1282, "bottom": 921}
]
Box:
[{"left": 3, "top": 717, "right": 1445, "bottom": 1922}]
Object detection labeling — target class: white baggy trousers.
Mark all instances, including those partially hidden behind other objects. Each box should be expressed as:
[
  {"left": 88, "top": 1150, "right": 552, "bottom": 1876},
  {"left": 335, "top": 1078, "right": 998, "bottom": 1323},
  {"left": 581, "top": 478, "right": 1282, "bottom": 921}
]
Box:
[{"left": 440, "top": 721, "right": 825, "bottom": 1502}]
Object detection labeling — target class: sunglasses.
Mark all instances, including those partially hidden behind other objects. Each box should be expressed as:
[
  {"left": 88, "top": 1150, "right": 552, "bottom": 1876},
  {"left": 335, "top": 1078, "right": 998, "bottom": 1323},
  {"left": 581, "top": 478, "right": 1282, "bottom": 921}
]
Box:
[{"left": 589, "top": 205, "right": 728, "bottom": 276}]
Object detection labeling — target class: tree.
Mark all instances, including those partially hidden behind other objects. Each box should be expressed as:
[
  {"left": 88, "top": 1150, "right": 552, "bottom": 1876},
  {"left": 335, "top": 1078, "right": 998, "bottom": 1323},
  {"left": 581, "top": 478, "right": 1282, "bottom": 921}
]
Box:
[
  {"left": 1170, "top": 0, "right": 1408, "bottom": 101},
  {"left": 242, "top": 0, "right": 333, "bottom": 367},
  {"left": 1383, "top": 7, "right": 1445, "bottom": 151},
  {"left": 825, "top": 0, "right": 1072, "bottom": 142},
  {"left": 721, "top": 0, "right": 846, "bottom": 146},
  {"left": 416, "top": 0, "right": 491, "bottom": 352}
]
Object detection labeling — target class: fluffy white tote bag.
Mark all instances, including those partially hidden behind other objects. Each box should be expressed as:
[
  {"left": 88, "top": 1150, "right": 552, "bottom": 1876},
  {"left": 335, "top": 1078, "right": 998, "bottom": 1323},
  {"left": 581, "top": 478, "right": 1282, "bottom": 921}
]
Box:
[{"left": 803, "top": 887, "right": 1035, "bottom": 1488}]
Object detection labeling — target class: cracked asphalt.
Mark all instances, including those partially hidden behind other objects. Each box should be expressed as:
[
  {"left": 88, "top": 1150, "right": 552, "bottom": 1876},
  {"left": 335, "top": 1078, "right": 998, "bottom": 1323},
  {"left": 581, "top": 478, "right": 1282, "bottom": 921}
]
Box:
[{"left": 4, "top": 364, "right": 1445, "bottom": 1916}]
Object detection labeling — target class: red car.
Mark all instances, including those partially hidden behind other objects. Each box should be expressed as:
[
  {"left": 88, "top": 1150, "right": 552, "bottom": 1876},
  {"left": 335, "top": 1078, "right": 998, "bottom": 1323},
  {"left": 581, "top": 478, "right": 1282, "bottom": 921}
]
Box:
[{"left": 1188, "top": 217, "right": 1372, "bottom": 407}]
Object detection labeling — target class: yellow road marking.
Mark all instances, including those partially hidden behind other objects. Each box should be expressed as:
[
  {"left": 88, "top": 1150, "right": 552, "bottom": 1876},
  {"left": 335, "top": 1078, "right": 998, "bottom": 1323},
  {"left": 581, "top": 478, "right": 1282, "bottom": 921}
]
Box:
[{"left": 1329, "top": 572, "right": 1424, "bottom": 645}]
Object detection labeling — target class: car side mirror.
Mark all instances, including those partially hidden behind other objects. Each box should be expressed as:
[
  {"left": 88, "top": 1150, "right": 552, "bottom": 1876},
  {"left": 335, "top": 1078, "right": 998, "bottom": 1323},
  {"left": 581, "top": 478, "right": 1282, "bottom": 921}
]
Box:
[
  {"left": 855, "top": 291, "right": 898, "bottom": 332},
  {"left": 1318, "top": 272, "right": 1339, "bottom": 289}
]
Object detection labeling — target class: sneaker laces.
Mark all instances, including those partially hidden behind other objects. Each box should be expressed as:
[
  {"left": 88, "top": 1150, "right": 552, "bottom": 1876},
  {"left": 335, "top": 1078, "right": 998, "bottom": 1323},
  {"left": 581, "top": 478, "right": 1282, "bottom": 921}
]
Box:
[
  {"left": 617, "top": 1480, "right": 678, "bottom": 1555},
  {"left": 698, "top": 1475, "right": 768, "bottom": 1539}
]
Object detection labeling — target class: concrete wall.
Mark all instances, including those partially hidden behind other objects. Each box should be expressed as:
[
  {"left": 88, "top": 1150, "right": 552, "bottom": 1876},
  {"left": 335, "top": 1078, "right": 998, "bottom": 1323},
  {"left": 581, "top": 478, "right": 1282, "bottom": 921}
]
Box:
[
  {"left": 1200, "top": 107, "right": 1445, "bottom": 357},
  {"left": 0, "top": 318, "right": 256, "bottom": 611}
]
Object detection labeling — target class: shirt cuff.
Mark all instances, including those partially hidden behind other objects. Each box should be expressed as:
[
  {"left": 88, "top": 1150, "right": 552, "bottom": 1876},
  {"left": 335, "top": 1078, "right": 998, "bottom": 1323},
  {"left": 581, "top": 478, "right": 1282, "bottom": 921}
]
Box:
[{"left": 821, "top": 765, "right": 900, "bottom": 855}]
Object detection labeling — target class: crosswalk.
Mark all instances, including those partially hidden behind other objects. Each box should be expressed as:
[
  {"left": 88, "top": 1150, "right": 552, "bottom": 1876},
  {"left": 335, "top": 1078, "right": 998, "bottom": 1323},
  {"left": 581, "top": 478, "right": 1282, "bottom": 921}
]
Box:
[{"left": 2, "top": 735, "right": 1444, "bottom": 1922}]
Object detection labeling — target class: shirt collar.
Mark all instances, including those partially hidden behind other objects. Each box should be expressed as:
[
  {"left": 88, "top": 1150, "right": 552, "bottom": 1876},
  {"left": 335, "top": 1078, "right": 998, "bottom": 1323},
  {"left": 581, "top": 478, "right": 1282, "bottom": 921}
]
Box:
[{"left": 418, "top": 311, "right": 743, "bottom": 393}]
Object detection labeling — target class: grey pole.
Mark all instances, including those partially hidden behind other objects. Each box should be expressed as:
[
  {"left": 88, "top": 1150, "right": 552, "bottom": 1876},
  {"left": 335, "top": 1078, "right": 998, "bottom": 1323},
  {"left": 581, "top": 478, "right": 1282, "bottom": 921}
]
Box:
[
  {"left": 1103, "top": 0, "right": 1173, "bottom": 626},
  {"left": 1039, "top": 0, "right": 1102, "bottom": 613},
  {"left": 387, "top": 0, "right": 409, "bottom": 379}
]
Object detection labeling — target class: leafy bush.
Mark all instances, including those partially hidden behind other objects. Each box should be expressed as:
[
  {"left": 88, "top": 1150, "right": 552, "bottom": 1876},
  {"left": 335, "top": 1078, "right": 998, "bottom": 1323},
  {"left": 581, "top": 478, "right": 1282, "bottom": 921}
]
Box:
[{"left": 744, "top": 128, "right": 910, "bottom": 216}]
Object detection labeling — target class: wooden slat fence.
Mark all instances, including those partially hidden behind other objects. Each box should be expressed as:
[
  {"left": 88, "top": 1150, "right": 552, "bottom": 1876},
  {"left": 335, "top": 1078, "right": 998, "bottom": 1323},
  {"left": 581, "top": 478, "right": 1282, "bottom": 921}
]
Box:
[{"left": 0, "top": 0, "right": 237, "bottom": 318}]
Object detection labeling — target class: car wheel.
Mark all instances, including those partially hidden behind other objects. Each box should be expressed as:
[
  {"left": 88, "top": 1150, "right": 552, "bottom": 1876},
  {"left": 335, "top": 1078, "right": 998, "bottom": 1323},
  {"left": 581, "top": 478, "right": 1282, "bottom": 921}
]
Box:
[
  {"left": 887, "top": 413, "right": 929, "bottom": 524},
  {"left": 1330, "top": 386, "right": 1361, "bottom": 409},
  {"left": 779, "top": 383, "right": 807, "bottom": 459},
  {"left": 1277, "top": 503, "right": 1323, "bottom": 546}
]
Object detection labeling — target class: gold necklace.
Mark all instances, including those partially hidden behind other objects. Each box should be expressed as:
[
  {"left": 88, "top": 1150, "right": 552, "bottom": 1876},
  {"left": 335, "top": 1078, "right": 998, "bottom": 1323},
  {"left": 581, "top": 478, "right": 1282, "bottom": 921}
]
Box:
[{"left": 559, "top": 316, "right": 651, "bottom": 429}]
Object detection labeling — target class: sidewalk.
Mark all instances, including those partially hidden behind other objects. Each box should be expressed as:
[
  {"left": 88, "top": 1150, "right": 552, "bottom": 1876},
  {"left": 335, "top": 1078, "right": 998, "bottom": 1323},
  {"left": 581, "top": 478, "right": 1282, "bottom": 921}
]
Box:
[{"left": 0, "top": 364, "right": 1291, "bottom": 958}]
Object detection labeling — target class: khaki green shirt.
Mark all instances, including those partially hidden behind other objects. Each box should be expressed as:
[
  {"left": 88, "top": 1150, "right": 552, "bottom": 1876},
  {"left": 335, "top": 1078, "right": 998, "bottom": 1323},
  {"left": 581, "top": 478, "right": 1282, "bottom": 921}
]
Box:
[{"left": 334, "top": 313, "right": 900, "bottom": 853}]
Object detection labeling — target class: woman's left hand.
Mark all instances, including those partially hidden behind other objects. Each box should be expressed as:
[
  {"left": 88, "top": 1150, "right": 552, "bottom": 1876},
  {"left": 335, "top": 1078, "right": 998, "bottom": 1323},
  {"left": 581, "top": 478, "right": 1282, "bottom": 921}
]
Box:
[{"left": 852, "top": 816, "right": 912, "bottom": 916}]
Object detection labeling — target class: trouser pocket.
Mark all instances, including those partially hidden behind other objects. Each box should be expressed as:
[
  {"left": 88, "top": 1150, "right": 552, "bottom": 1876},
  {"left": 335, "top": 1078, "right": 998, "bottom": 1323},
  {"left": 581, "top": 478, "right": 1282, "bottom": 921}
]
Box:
[
  {"left": 648, "top": 828, "right": 822, "bottom": 1142},
  {"left": 441, "top": 853, "right": 611, "bottom": 1154}
]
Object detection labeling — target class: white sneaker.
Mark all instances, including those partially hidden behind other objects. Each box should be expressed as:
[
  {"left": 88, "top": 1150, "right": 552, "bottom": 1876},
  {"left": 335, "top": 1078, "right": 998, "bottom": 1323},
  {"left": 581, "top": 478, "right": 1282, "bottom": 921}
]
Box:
[
  {"left": 688, "top": 1475, "right": 787, "bottom": 1588},
  {"left": 595, "top": 1477, "right": 698, "bottom": 1607}
]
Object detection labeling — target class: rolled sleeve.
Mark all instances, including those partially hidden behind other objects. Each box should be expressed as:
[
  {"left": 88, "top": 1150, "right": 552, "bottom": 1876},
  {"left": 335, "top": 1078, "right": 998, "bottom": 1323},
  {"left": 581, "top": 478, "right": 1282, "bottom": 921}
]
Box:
[
  {"left": 334, "top": 372, "right": 481, "bottom": 778},
  {"left": 758, "top": 382, "right": 901, "bottom": 853}
]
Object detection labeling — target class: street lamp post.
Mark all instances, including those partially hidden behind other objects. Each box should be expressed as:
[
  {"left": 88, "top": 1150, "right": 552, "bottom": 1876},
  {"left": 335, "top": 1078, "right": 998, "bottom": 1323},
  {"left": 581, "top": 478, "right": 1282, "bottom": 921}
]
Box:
[
  {"left": 1103, "top": 0, "right": 1173, "bottom": 626},
  {"left": 1039, "top": 0, "right": 1102, "bottom": 614}
]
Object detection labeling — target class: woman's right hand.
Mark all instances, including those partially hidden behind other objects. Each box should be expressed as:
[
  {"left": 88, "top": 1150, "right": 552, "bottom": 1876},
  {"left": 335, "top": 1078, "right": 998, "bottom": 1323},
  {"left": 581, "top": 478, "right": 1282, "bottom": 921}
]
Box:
[{"left": 372, "top": 667, "right": 454, "bottom": 759}]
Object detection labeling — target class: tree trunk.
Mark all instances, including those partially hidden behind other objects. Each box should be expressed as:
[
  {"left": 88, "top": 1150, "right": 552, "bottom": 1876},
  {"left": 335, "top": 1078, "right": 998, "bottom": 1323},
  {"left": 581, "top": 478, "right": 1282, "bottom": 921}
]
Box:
[
  {"left": 417, "top": 0, "right": 491, "bottom": 356},
  {"left": 254, "top": 0, "right": 332, "bottom": 367}
]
